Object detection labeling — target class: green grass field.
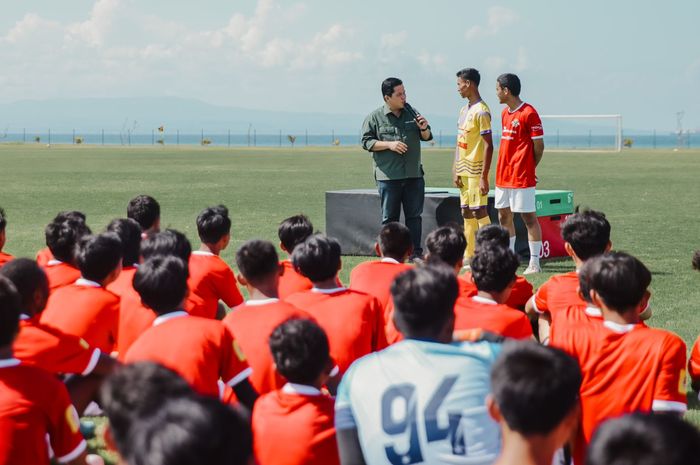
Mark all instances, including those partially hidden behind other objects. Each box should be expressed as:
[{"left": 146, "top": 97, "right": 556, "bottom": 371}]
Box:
[{"left": 1, "top": 144, "right": 700, "bottom": 457}]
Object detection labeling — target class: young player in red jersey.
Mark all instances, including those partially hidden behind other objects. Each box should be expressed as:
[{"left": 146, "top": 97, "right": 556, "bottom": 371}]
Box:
[
  {"left": 105, "top": 218, "right": 142, "bottom": 299},
  {"left": 253, "top": 318, "right": 339, "bottom": 465},
  {"left": 41, "top": 233, "right": 122, "bottom": 353},
  {"left": 42, "top": 215, "right": 91, "bottom": 293},
  {"left": 223, "top": 240, "right": 312, "bottom": 394},
  {"left": 127, "top": 194, "right": 161, "bottom": 238},
  {"left": 277, "top": 214, "right": 315, "bottom": 298},
  {"left": 554, "top": 252, "right": 687, "bottom": 465},
  {"left": 36, "top": 211, "right": 87, "bottom": 267},
  {"left": 124, "top": 255, "right": 258, "bottom": 409},
  {"left": 349, "top": 222, "right": 413, "bottom": 310},
  {"left": 0, "top": 275, "right": 88, "bottom": 465},
  {"left": 285, "top": 234, "right": 387, "bottom": 375},
  {"left": 0, "top": 208, "right": 14, "bottom": 268},
  {"left": 494, "top": 73, "right": 544, "bottom": 275},
  {"left": 488, "top": 342, "right": 581, "bottom": 465},
  {"left": 186, "top": 205, "right": 243, "bottom": 319}
]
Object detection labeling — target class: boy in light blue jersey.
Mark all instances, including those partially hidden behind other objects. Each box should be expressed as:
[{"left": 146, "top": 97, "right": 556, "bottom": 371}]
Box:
[{"left": 336, "top": 264, "right": 503, "bottom": 465}]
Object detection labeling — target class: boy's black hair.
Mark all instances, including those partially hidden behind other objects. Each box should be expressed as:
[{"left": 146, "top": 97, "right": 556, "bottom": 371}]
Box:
[
  {"left": 425, "top": 224, "right": 467, "bottom": 267},
  {"left": 127, "top": 195, "right": 161, "bottom": 231},
  {"left": 456, "top": 68, "right": 481, "bottom": 86},
  {"left": 381, "top": 77, "right": 403, "bottom": 98},
  {"left": 51, "top": 210, "right": 87, "bottom": 224},
  {"left": 0, "top": 207, "right": 6, "bottom": 233},
  {"left": 0, "top": 276, "right": 21, "bottom": 347},
  {"left": 106, "top": 218, "right": 142, "bottom": 267},
  {"left": 579, "top": 252, "right": 651, "bottom": 312},
  {"left": 561, "top": 209, "right": 611, "bottom": 261},
  {"left": 0, "top": 259, "right": 48, "bottom": 312},
  {"left": 587, "top": 413, "right": 700, "bottom": 465},
  {"left": 269, "top": 318, "right": 330, "bottom": 386},
  {"left": 235, "top": 239, "right": 279, "bottom": 285},
  {"left": 692, "top": 250, "right": 700, "bottom": 271},
  {"left": 471, "top": 246, "right": 520, "bottom": 293},
  {"left": 491, "top": 341, "right": 581, "bottom": 435},
  {"left": 377, "top": 222, "right": 412, "bottom": 259},
  {"left": 100, "top": 362, "right": 195, "bottom": 459},
  {"left": 196, "top": 205, "right": 231, "bottom": 244},
  {"left": 391, "top": 265, "right": 458, "bottom": 337},
  {"left": 45, "top": 218, "right": 92, "bottom": 263},
  {"left": 278, "top": 214, "right": 314, "bottom": 253},
  {"left": 126, "top": 395, "right": 253, "bottom": 465},
  {"left": 140, "top": 229, "right": 192, "bottom": 263},
  {"left": 475, "top": 224, "right": 510, "bottom": 250},
  {"left": 497, "top": 73, "right": 521, "bottom": 96},
  {"left": 77, "top": 233, "right": 122, "bottom": 283},
  {"left": 291, "top": 234, "right": 341, "bottom": 282},
  {"left": 134, "top": 255, "right": 188, "bottom": 314}
]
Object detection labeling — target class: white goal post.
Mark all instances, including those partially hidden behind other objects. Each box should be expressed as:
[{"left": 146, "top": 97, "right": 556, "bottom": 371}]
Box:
[{"left": 540, "top": 114, "right": 623, "bottom": 153}]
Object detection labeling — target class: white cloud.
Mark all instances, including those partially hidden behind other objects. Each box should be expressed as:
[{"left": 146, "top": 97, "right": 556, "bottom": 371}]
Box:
[
  {"left": 65, "top": 0, "right": 120, "bottom": 47},
  {"left": 380, "top": 31, "right": 407, "bottom": 49},
  {"left": 514, "top": 46, "right": 528, "bottom": 72},
  {"left": 466, "top": 6, "right": 519, "bottom": 40}
]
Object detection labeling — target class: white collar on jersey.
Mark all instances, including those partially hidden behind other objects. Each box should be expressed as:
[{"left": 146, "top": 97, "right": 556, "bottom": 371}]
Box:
[
  {"left": 47, "top": 259, "right": 63, "bottom": 266},
  {"left": 603, "top": 320, "right": 637, "bottom": 333},
  {"left": 75, "top": 278, "right": 102, "bottom": 288},
  {"left": 380, "top": 257, "right": 400, "bottom": 264},
  {"left": 472, "top": 295, "right": 498, "bottom": 305},
  {"left": 311, "top": 286, "right": 347, "bottom": 294},
  {"left": 192, "top": 250, "right": 215, "bottom": 257},
  {"left": 585, "top": 306, "right": 602, "bottom": 317},
  {"left": 282, "top": 383, "right": 323, "bottom": 396},
  {"left": 508, "top": 102, "right": 526, "bottom": 114},
  {"left": 153, "top": 310, "right": 189, "bottom": 327},
  {"left": 244, "top": 298, "right": 279, "bottom": 306},
  {"left": 0, "top": 358, "right": 21, "bottom": 369},
  {"left": 19, "top": 313, "right": 31, "bottom": 320}
]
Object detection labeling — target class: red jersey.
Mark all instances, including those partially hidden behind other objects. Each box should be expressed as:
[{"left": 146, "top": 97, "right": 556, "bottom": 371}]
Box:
[
  {"left": 252, "top": 384, "right": 339, "bottom": 465},
  {"left": 41, "top": 279, "right": 120, "bottom": 353},
  {"left": 458, "top": 273, "right": 533, "bottom": 309},
  {"left": 106, "top": 266, "right": 137, "bottom": 299},
  {"left": 43, "top": 260, "right": 81, "bottom": 294},
  {"left": 185, "top": 251, "right": 244, "bottom": 319},
  {"left": 116, "top": 286, "right": 155, "bottom": 359},
  {"left": 349, "top": 259, "right": 412, "bottom": 309},
  {"left": 689, "top": 336, "right": 700, "bottom": 385},
  {"left": 0, "top": 252, "right": 13, "bottom": 268},
  {"left": 496, "top": 102, "right": 543, "bottom": 188},
  {"left": 549, "top": 306, "right": 603, "bottom": 347},
  {"left": 14, "top": 314, "right": 101, "bottom": 375},
  {"left": 278, "top": 260, "right": 313, "bottom": 299},
  {"left": 453, "top": 295, "right": 533, "bottom": 340},
  {"left": 0, "top": 359, "right": 86, "bottom": 465},
  {"left": 285, "top": 288, "right": 387, "bottom": 374},
  {"left": 124, "top": 311, "right": 251, "bottom": 398},
  {"left": 532, "top": 271, "right": 584, "bottom": 315},
  {"left": 35, "top": 247, "right": 53, "bottom": 267},
  {"left": 556, "top": 320, "right": 687, "bottom": 464}
]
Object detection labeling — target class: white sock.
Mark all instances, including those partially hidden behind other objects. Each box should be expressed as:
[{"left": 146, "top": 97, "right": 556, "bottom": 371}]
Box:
[
  {"left": 528, "top": 241, "right": 542, "bottom": 266},
  {"left": 509, "top": 236, "right": 516, "bottom": 252}
]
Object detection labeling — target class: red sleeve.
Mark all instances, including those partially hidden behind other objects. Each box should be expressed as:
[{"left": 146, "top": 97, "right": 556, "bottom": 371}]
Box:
[
  {"left": 533, "top": 279, "right": 551, "bottom": 313},
  {"left": 689, "top": 336, "right": 700, "bottom": 384},
  {"left": 47, "top": 378, "right": 86, "bottom": 462},
  {"left": 220, "top": 326, "right": 252, "bottom": 388},
  {"left": 369, "top": 296, "right": 388, "bottom": 351},
  {"left": 528, "top": 108, "right": 544, "bottom": 139},
  {"left": 507, "top": 278, "right": 533, "bottom": 309},
  {"left": 215, "top": 262, "right": 244, "bottom": 308},
  {"left": 652, "top": 335, "right": 687, "bottom": 412}
]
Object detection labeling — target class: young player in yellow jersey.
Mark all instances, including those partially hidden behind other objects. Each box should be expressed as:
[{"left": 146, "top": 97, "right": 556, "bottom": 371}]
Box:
[{"left": 454, "top": 68, "right": 494, "bottom": 264}]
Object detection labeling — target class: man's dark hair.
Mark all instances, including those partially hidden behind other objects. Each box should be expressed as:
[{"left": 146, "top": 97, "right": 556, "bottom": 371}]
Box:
[
  {"left": 278, "top": 214, "right": 314, "bottom": 253},
  {"left": 126, "top": 395, "right": 253, "bottom": 465},
  {"left": 134, "top": 255, "right": 188, "bottom": 314},
  {"left": 377, "top": 222, "right": 412, "bottom": 260},
  {"left": 197, "top": 205, "right": 231, "bottom": 244},
  {"left": 100, "top": 362, "right": 195, "bottom": 459},
  {"left": 475, "top": 224, "right": 510, "bottom": 250},
  {"left": 491, "top": 341, "right": 581, "bottom": 435},
  {"left": 0, "top": 259, "right": 48, "bottom": 313},
  {"left": 425, "top": 224, "right": 467, "bottom": 267},
  {"left": 391, "top": 265, "right": 458, "bottom": 337},
  {"left": 0, "top": 207, "right": 6, "bottom": 233},
  {"left": 236, "top": 239, "right": 279, "bottom": 285},
  {"left": 77, "top": 233, "right": 122, "bottom": 283},
  {"left": 381, "top": 77, "right": 403, "bottom": 98},
  {"left": 0, "top": 276, "right": 21, "bottom": 347},
  {"left": 127, "top": 195, "right": 161, "bottom": 231},
  {"left": 497, "top": 73, "right": 521, "bottom": 97},
  {"left": 291, "top": 234, "right": 341, "bottom": 282},
  {"left": 579, "top": 252, "right": 651, "bottom": 312},
  {"left": 107, "top": 218, "right": 142, "bottom": 267},
  {"left": 587, "top": 413, "right": 700, "bottom": 465},
  {"left": 141, "top": 229, "right": 192, "bottom": 263},
  {"left": 45, "top": 218, "right": 92, "bottom": 263},
  {"left": 692, "top": 250, "right": 700, "bottom": 271},
  {"left": 456, "top": 68, "right": 481, "bottom": 86},
  {"left": 52, "top": 210, "right": 87, "bottom": 223},
  {"left": 471, "top": 247, "right": 519, "bottom": 293},
  {"left": 561, "top": 209, "right": 611, "bottom": 261},
  {"left": 269, "top": 318, "right": 330, "bottom": 386}
]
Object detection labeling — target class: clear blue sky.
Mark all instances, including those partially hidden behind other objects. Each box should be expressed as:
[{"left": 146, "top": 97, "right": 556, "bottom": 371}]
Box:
[{"left": 0, "top": 0, "right": 698, "bottom": 131}]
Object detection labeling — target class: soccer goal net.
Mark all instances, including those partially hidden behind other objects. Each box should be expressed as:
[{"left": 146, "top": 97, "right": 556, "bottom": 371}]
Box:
[{"left": 539, "top": 114, "right": 622, "bottom": 152}]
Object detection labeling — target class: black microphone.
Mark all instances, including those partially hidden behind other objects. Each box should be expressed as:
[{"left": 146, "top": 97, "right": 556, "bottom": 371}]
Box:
[{"left": 404, "top": 102, "right": 420, "bottom": 121}]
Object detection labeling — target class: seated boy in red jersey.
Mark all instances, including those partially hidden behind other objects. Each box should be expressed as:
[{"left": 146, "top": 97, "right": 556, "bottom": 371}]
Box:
[
  {"left": 277, "top": 214, "right": 315, "bottom": 298},
  {"left": 223, "top": 239, "right": 312, "bottom": 394},
  {"left": 42, "top": 215, "right": 92, "bottom": 293},
  {"left": 36, "top": 211, "right": 87, "bottom": 267},
  {"left": 0, "top": 208, "right": 14, "bottom": 268},
  {"left": 0, "top": 276, "right": 88, "bottom": 465},
  {"left": 454, "top": 247, "right": 533, "bottom": 340},
  {"left": 41, "top": 233, "right": 122, "bottom": 354},
  {"left": 689, "top": 250, "right": 700, "bottom": 390},
  {"left": 117, "top": 229, "right": 191, "bottom": 358},
  {"left": 186, "top": 205, "right": 243, "bottom": 319},
  {"left": 253, "top": 318, "right": 339, "bottom": 465},
  {"left": 124, "top": 255, "right": 258, "bottom": 410},
  {"left": 554, "top": 252, "right": 687, "bottom": 465},
  {"left": 105, "top": 218, "right": 142, "bottom": 299},
  {"left": 349, "top": 222, "right": 413, "bottom": 309},
  {"left": 127, "top": 194, "right": 161, "bottom": 239},
  {"left": 285, "top": 234, "right": 387, "bottom": 375}
]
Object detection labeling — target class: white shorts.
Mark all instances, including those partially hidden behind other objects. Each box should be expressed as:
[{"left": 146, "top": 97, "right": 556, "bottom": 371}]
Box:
[{"left": 495, "top": 187, "right": 536, "bottom": 213}]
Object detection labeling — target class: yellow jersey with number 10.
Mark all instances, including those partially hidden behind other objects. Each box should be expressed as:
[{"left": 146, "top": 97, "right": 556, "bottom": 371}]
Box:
[{"left": 455, "top": 100, "right": 492, "bottom": 177}]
